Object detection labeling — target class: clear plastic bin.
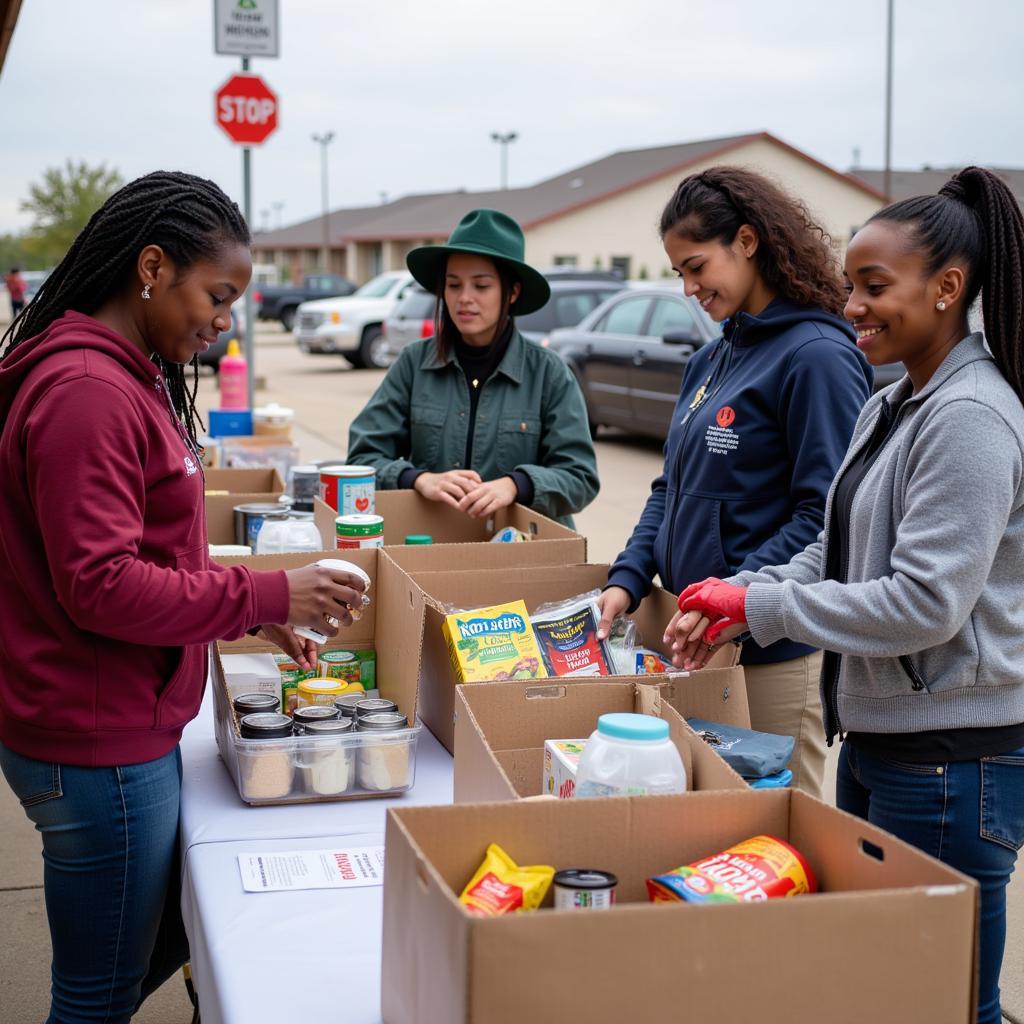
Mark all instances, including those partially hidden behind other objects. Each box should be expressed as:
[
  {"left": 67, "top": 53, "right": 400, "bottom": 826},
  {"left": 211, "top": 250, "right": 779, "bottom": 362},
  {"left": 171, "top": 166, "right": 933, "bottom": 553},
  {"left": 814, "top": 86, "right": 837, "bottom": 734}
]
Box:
[{"left": 212, "top": 645, "right": 422, "bottom": 805}]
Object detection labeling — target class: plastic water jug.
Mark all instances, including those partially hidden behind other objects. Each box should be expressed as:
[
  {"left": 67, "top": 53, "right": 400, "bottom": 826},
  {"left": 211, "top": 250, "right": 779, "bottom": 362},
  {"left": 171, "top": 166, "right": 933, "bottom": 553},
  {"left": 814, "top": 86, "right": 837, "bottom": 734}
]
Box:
[
  {"left": 254, "top": 517, "right": 323, "bottom": 555},
  {"left": 575, "top": 713, "right": 687, "bottom": 797},
  {"left": 219, "top": 339, "right": 248, "bottom": 410}
]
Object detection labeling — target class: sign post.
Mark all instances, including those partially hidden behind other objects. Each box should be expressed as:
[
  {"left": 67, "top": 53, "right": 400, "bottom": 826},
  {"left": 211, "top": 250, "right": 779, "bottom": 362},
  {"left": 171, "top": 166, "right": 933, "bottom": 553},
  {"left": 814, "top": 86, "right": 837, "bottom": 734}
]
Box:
[{"left": 214, "top": 0, "right": 279, "bottom": 408}]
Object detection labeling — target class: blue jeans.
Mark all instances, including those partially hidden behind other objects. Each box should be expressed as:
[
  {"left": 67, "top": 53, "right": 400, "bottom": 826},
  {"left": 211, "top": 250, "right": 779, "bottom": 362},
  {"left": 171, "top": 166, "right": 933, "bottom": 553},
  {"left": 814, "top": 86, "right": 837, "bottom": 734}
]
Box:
[
  {"left": 838, "top": 742, "right": 1024, "bottom": 1024},
  {"left": 0, "top": 743, "right": 189, "bottom": 1024}
]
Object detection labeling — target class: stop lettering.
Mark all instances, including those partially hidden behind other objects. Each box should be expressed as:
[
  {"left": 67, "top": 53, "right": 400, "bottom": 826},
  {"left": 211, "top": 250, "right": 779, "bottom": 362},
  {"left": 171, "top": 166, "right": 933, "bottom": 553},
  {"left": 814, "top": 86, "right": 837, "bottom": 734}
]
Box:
[{"left": 215, "top": 73, "right": 278, "bottom": 146}]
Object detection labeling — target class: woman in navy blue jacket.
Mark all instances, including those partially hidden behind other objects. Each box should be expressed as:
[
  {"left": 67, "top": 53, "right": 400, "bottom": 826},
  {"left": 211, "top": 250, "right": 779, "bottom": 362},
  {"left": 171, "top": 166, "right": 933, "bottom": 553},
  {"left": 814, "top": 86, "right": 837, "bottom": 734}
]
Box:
[{"left": 598, "top": 167, "right": 872, "bottom": 798}]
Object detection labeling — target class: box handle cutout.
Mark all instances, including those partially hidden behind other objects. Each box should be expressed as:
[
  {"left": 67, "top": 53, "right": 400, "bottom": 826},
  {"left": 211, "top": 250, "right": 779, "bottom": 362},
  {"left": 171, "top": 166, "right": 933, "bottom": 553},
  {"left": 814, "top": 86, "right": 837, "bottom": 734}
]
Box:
[
  {"left": 722, "top": 686, "right": 731, "bottom": 702},
  {"left": 860, "top": 838, "right": 885, "bottom": 862},
  {"left": 525, "top": 684, "right": 567, "bottom": 700},
  {"left": 528, "top": 520, "right": 539, "bottom": 537}
]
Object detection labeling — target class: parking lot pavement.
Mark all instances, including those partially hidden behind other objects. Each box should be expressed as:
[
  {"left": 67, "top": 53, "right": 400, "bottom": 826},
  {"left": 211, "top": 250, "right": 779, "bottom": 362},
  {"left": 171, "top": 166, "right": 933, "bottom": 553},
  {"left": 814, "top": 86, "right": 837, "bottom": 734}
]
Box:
[{"left": 0, "top": 322, "right": 1019, "bottom": 1021}]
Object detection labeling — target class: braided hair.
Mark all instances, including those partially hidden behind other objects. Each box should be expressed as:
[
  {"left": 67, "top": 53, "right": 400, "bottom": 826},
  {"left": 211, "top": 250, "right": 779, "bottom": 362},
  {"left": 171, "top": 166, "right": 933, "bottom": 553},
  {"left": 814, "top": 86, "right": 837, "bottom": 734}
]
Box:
[
  {"left": 1, "top": 170, "right": 250, "bottom": 446},
  {"left": 660, "top": 166, "right": 847, "bottom": 316},
  {"left": 867, "top": 167, "right": 1024, "bottom": 402}
]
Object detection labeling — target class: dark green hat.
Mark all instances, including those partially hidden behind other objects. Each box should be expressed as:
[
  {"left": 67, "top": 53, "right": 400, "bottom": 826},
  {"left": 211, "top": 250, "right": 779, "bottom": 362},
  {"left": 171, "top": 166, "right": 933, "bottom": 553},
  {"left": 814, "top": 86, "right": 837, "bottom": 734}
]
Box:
[{"left": 406, "top": 209, "right": 550, "bottom": 316}]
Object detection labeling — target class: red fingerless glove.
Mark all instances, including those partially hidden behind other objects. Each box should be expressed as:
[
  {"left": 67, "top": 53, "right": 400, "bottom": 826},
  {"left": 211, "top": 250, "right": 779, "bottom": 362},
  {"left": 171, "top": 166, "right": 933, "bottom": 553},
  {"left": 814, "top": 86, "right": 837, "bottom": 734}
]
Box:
[{"left": 677, "top": 578, "right": 748, "bottom": 644}]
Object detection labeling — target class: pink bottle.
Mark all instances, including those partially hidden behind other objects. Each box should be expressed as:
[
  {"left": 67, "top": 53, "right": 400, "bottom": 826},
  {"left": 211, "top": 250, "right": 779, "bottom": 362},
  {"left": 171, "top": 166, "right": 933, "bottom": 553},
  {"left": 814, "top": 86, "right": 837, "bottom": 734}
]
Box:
[{"left": 219, "top": 339, "right": 249, "bottom": 410}]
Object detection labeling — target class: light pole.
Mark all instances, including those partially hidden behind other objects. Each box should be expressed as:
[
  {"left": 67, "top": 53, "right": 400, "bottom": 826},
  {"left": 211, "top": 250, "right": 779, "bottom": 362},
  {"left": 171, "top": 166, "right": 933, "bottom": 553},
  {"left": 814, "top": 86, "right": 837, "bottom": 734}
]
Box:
[
  {"left": 272, "top": 200, "right": 284, "bottom": 229},
  {"left": 490, "top": 131, "right": 518, "bottom": 190},
  {"left": 312, "top": 132, "right": 335, "bottom": 271},
  {"left": 883, "top": 0, "right": 894, "bottom": 200}
]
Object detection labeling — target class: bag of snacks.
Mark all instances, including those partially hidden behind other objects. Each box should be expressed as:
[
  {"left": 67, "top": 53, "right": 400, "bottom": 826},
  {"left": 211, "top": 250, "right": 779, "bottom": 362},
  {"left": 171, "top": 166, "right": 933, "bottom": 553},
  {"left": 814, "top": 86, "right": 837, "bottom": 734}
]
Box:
[
  {"left": 531, "top": 591, "right": 616, "bottom": 677},
  {"left": 459, "top": 843, "right": 555, "bottom": 916}
]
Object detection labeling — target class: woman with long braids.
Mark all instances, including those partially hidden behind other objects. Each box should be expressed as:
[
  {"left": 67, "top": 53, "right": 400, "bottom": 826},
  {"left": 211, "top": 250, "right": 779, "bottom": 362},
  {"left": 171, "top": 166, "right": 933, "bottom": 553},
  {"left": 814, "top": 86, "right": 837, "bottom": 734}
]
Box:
[
  {"left": 673, "top": 167, "right": 1024, "bottom": 1024},
  {"left": 597, "top": 167, "right": 872, "bottom": 798},
  {"left": 0, "top": 171, "right": 367, "bottom": 1022}
]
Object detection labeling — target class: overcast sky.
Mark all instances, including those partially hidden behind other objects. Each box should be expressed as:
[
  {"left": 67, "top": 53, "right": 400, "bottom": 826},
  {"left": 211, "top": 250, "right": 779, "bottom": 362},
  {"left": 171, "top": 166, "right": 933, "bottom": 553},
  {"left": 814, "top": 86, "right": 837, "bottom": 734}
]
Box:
[{"left": 1, "top": 0, "right": 1021, "bottom": 236}]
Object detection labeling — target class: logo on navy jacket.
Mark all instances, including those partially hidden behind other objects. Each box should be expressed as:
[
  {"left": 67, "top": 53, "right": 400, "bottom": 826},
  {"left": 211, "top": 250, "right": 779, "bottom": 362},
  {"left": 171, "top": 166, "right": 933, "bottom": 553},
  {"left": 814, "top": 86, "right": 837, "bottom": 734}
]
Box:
[{"left": 707, "top": 405, "right": 738, "bottom": 455}]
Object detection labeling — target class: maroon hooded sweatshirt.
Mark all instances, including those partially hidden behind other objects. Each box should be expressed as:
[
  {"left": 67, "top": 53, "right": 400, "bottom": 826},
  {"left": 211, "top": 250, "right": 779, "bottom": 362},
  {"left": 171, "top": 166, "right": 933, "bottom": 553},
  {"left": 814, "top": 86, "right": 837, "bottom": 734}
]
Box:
[{"left": 0, "top": 312, "right": 290, "bottom": 766}]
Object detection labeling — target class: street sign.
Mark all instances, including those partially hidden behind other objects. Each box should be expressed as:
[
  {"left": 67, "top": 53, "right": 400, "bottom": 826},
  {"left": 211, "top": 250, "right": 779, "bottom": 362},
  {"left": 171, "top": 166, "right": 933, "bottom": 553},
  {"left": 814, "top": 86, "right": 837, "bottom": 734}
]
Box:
[
  {"left": 215, "top": 74, "right": 278, "bottom": 146},
  {"left": 214, "top": 0, "right": 279, "bottom": 58}
]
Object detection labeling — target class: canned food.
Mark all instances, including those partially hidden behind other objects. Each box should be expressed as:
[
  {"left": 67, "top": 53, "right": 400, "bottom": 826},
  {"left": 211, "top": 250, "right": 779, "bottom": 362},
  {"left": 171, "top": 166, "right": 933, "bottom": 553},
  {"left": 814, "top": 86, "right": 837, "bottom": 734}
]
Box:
[
  {"left": 355, "top": 711, "right": 409, "bottom": 732},
  {"left": 233, "top": 692, "right": 281, "bottom": 717},
  {"left": 553, "top": 869, "right": 618, "bottom": 910},
  {"left": 303, "top": 716, "right": 354, "bottom": 735},
  {"left": 292, "top": 704, "right": 340, "bottom": 733},
  {"left": 335, "top": 514, "right": 385, "bottom": 549},
  {"left": 317, "top": 650, "right": 362, "bottom": 686},
  {"left": 320, "top": 465, "right": 375, "bottom": 515},
  {"left": 354, "top": 697, "right": 398, "bottom": 720},
  {"left": 297, "top": 676, "right": 363, "bottom": 708},
  {"left": 233, "top": 503, "right": 289, "bottom": 549},
  {"left": 239, "top": 712, "right": 294, "bottom": 739},
  {"left": 334, "top": 692, "right": 366, "bottom": 719},
  {"left": 289, "top": 464, "right": 320, "bottom": 512}
]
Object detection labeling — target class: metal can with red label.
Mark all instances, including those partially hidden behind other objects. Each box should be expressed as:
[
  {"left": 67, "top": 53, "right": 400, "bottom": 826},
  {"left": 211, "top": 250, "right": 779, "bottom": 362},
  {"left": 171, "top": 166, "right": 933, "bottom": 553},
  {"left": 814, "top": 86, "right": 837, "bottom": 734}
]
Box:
[{"left": 320, "top": 465, "right": 375, "bottom": 514}]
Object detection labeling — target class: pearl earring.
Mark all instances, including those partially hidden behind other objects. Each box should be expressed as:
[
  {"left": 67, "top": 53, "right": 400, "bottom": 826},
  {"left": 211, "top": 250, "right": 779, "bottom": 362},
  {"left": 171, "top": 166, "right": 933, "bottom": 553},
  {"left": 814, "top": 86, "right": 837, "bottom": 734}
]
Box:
[
  {"left": 141, "top": 283, "right": 152, "bottom": 300},
  {"left": 936, "top": 300, "right": 946, "bottom": 311}
]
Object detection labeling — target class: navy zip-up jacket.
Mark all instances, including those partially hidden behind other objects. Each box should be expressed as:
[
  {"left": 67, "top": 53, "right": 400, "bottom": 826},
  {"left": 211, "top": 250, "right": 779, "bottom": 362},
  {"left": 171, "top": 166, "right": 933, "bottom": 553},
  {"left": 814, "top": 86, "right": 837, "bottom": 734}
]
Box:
[{"left": 607, "top": 298, "right": 872, "bottom": 665}]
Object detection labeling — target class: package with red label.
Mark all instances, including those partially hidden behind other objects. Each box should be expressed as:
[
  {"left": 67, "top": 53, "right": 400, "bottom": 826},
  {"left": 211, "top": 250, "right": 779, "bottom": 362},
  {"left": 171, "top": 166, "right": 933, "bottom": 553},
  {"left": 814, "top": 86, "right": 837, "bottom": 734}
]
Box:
[
  {"left": 531, "top": 592, "right": 615, "bottom": 677},
  {"left": 458, "top": 843, "right": 555, "bottom": 916},
  {"left": 647, "top": 834, "right": 816, "bottom": 904}
]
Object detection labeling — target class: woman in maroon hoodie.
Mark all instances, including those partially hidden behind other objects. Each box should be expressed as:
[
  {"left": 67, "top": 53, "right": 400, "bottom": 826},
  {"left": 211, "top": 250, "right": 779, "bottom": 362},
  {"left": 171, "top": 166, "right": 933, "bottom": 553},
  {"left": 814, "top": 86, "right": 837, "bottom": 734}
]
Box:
[{"left": 0, "top": 171, "right": 365, "bottom": 1022}]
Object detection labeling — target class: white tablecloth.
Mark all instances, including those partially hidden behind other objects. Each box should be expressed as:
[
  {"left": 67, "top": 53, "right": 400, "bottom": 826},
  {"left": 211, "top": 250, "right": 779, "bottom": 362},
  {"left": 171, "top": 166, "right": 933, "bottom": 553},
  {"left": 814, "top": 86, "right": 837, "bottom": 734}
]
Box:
[{"left": 178, "top": 687, "right": 454, "bottom": 1024}]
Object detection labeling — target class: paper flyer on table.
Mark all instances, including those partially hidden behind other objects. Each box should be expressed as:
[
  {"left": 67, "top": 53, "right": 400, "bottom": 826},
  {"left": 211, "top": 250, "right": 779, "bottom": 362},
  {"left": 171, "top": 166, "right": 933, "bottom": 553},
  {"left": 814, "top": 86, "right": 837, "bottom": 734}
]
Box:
[{"left": 238, "top": 845, "right": 386, "bottom": 893}]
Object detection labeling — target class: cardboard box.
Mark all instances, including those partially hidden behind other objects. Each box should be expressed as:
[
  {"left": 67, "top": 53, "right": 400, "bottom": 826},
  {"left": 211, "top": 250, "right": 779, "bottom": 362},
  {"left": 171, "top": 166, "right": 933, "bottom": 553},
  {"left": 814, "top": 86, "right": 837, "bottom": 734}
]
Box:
[
  {"left": 204, "top": 467, "right": 286, "bottom": 494},
  {"left": 404, "top": 562, "right": 743, "bottom": 753},
  {"left": 205, "top": 492, "right": 288, "bottom": 546},
  {"left": 453, "top": 678, "right": 747, "bottom": 802},
  {"left": 382, "top": 791, "right": 978, "bottom": 1024},
  {"left": 219, "top": 651, "right": 283, "bottom": 701},
  {"left": 209, "top": 548, "right": 426, "bottom": 804},
  {"left": 313, "top": 491, "right": 586, "bottom": 567}
]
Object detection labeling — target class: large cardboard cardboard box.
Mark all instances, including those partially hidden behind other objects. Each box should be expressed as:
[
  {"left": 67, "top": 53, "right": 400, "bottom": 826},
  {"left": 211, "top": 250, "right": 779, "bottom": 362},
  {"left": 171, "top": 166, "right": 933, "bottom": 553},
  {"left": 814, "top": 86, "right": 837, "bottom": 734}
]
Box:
[
  {"left": 205, "top": 491, "right": 286, "bottom": 546},
  {"left": 204, "top": 467, "right": 285, "bottom": 494},
  {"left": 382, "top": 791, "right": 978, "bottom": 1024},
  {"left": 314, "top": 491, "right": 586, "bottom": 566},
  {"left": 209, "top": 548, "right": 425, "bottom": 804},
  {"left": 453, "top": 678, "right": 747, "bottom": 802},
  {"left": 404, "top": 561, "right": 743, "bottom": 753}
]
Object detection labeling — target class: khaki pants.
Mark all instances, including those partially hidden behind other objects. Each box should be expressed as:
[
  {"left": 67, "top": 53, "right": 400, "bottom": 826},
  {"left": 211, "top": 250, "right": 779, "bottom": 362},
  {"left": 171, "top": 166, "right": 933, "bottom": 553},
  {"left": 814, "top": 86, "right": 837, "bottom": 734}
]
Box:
[{"left": 742, "top": 651, "right": 826, "bottom": 800}]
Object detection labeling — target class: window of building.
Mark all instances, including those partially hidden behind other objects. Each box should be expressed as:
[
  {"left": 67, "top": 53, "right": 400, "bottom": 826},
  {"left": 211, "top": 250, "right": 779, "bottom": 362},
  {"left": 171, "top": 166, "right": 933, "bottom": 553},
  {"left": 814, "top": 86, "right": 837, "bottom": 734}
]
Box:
[{"left": 610, "top": 256, "right": 632, "bottom": 280}]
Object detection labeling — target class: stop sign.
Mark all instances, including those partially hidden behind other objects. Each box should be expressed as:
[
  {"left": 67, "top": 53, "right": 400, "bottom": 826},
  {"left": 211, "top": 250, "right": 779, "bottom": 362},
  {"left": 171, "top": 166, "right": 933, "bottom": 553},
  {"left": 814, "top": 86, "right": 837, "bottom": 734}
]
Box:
[{"left": 215, "top": 73, "right": 278, "bottom": 145}]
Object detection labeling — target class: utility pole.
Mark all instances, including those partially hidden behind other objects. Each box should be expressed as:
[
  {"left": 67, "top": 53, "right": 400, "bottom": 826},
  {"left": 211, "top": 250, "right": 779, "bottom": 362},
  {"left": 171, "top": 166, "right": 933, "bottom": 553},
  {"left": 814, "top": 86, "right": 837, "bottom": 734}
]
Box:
[
  {"left": 490, "top": 131, "right": 518, "bottom": 190},
  {"left": 883, "top": 0, "right": 894, "bottom": 200},
  {"left": 272, "top": 200, "right": 284, "bottom": 229},
  {"left": 312, "top": 132, "right": 335, "bottom": 271}
]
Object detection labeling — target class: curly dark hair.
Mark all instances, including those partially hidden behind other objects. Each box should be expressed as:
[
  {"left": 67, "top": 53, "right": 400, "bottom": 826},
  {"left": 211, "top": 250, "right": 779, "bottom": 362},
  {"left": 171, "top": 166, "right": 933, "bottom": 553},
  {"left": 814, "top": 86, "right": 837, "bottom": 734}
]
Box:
[
  {"left": 868, "top": 166, "right": 1024, "bottom": 403},
  {"left": 1, "top": 170, "right": 250, "bottom": 448},
  {"left": 659, "top": 166, "right": 847, "bottom": 316}
]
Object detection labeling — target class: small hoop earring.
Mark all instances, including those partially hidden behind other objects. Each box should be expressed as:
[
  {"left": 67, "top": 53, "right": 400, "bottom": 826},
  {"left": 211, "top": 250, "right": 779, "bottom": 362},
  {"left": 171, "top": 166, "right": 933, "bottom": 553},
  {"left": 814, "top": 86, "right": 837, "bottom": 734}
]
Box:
[
  {"left": 141, "top": 283, "right": 152, "bottom": 300},
  {"left": 936, "top": 300, "right": 946, "bottom": 311}
]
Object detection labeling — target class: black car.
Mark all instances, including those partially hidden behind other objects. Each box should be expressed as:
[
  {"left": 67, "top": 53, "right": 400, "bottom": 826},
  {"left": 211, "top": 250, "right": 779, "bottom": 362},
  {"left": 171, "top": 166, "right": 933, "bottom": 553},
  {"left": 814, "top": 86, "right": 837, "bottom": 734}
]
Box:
[
  {"left": 516, "top": 278, "right": 627, "bottom": 344},
  {"left": 547, "top": 287, "right": 718, "bottom": 438},
  {"left": 548, "top": 287, "right": 902, "bottom": 440}
]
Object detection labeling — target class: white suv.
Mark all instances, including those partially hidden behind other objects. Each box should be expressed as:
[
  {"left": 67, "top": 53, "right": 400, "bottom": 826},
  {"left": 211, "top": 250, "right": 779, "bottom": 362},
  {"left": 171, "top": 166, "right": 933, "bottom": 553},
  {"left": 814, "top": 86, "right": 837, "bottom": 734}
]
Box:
[{"left": 294, "top": 271, "right": 415, "bottom": 369}]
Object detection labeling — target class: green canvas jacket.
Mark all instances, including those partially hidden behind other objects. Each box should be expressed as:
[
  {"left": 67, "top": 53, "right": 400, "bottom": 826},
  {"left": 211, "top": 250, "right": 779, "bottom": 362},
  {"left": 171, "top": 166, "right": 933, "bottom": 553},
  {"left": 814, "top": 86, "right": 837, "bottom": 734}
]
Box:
[{"left": 346, "top": 331, "right": 599, "bottom": 525}]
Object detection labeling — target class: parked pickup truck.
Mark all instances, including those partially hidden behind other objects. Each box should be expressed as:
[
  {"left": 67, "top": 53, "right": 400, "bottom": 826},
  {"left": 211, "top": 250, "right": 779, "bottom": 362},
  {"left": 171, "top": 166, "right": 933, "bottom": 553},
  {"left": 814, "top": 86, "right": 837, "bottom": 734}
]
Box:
[{"left": 254, "top": 273, "right": 356, "bottom": 331}]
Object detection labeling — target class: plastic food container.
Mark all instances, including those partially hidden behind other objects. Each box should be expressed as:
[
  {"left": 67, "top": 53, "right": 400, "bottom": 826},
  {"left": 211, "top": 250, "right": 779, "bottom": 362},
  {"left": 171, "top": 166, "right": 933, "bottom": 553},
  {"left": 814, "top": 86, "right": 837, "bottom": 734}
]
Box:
[
  {"left": 354, "top": 698, "right": 398, "bottom": 720},
  {"left": 253, "top": 402, "right": 295, "bottom": 438},
  {"left": 292, "top": 705, "right": 340, "bottom": 734},
  {"left": 575, "top": 713, "right": 687, "bottom": 798},
  {"left": 288, "top": 464, "right": 320, "bottom": 512},
  {"left": 254, "top": 516, "right": 323, "bottom": 555},
  {"left": 213, "top": 650, "right": 421, "bottom": 805},
  {"left": 295, "top": 559, "right": 373, "bottom": 645},
  {"left": 233, "top": 692, "right": 281, "bottom": 716}
]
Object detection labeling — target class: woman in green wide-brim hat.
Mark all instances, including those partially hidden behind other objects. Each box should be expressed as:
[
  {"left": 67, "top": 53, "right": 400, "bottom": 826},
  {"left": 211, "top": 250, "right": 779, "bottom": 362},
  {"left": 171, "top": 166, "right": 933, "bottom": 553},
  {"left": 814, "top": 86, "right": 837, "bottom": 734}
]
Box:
[{"left": 346, "top": 209, "right": 599, "bottom": 526}]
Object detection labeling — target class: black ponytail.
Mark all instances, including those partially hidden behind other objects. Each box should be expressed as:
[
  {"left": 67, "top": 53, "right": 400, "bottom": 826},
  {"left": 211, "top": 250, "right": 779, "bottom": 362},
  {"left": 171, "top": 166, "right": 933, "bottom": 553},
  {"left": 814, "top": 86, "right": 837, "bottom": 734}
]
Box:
[
  {"left": 1, "top": 170, "right": 251, "bottom": 446},
  {"left": 868, "top": 167, "right": 1024, "bottom": 402}
]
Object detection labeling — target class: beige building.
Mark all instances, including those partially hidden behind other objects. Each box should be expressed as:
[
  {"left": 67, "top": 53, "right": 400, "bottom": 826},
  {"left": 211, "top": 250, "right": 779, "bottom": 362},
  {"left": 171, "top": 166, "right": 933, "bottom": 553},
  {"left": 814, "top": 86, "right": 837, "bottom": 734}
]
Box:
[{"left": 254, "top": 132, "right": 887, "bottom": 286}]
